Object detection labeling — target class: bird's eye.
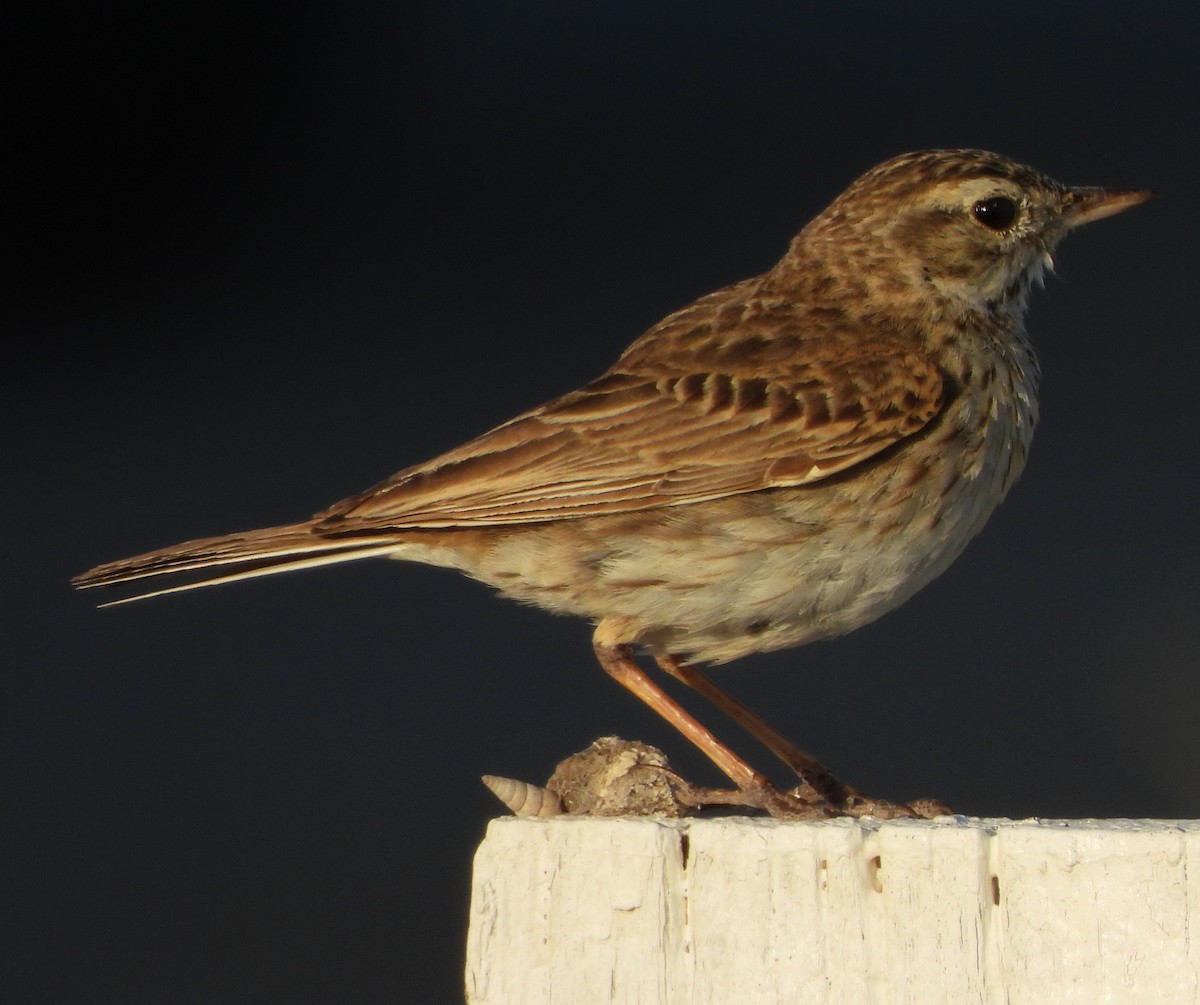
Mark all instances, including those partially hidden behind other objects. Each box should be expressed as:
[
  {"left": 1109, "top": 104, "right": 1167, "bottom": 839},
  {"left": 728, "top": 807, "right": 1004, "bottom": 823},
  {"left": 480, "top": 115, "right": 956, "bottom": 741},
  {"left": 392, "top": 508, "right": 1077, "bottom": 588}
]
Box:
[{"left": 972, "top": 196, "right": 1019, "bottom": 231}]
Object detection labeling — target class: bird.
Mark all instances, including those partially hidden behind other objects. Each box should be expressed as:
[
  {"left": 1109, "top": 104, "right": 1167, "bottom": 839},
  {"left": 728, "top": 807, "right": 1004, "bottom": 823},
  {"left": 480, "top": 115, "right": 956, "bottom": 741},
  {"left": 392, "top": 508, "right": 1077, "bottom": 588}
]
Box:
[{"left": 73, "top": 149, "right": 1152, "bottom": 817}]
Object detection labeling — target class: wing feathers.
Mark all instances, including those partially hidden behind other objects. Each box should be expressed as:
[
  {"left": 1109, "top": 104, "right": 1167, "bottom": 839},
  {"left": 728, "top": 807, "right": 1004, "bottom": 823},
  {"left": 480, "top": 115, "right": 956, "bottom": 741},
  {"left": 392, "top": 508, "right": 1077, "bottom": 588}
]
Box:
[
  {"left": 76, "top": 280, "right": 946, "bottom": 596},
  {"left": 316, "top": 353, "right": 942, "bottom": 531}
]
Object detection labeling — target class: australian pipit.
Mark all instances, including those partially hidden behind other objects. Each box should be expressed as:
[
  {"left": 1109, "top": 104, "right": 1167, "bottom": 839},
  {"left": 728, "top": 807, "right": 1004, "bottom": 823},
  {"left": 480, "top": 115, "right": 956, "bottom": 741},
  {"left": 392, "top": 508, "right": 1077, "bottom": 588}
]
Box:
[{"left": 74, "top": 149, "right": 1151, "bottom": 817}]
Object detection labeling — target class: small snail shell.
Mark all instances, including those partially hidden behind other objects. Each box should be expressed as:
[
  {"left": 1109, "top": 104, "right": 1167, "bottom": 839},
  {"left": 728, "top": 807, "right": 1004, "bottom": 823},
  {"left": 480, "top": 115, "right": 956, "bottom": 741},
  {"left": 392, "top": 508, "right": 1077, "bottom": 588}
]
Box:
[{"left": 481, "top": 775, "right": 563, "bottom": 818}]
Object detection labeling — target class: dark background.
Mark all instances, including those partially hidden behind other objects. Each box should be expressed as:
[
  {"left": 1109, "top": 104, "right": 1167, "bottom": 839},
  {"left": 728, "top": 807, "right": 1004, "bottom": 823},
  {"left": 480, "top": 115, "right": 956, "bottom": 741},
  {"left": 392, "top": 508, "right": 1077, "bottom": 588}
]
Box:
[{"left": 11, "top": 3, "right": 1199, "bottom": 1002}]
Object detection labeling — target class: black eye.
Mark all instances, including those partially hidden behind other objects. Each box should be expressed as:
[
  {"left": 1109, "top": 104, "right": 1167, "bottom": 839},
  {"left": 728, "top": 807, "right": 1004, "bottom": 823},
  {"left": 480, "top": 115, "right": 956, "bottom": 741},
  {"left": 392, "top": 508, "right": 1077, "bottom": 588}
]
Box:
[{"left": 972, "top": 196, "right": 1018, "bottom": 231}]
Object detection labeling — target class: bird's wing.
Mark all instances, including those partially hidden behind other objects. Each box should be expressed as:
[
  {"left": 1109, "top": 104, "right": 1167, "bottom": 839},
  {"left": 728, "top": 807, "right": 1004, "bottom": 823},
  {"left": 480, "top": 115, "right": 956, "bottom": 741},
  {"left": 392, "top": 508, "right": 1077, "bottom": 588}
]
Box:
[
  {"left": 316, "top": 318, "right": 944, "bottom": 532},
  {"left": 72, "top": 289, "right": 945, "bottom": 595}
]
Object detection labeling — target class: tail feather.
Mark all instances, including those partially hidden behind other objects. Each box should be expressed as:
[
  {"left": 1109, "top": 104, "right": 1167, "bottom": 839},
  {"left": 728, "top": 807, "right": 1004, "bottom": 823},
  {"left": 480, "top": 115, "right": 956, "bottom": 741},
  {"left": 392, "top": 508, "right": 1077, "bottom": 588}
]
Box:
[{"left": 71, "top": 521, "right": 404, "bottom": 602}]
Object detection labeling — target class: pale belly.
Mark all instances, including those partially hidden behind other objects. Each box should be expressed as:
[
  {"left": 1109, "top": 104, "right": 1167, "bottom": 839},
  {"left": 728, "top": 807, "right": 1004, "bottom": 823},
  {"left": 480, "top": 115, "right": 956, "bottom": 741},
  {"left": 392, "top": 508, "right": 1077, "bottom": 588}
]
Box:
[
  {"left": 394, "top": 350, "right": 1039, "bottom": 664},
  {"left": 455, "top": 390, "right": 1030, "bottom": 663}
]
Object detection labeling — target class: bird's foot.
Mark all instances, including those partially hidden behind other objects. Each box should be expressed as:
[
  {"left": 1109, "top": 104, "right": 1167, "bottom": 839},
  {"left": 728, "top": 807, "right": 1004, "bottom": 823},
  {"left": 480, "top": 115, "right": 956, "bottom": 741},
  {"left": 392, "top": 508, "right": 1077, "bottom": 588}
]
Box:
[
  {"left": 745, "top": 780, "right": 953, "bottom": 821},
  {"left": 482, "top": 736, "right": 954, "bottom": 821}
]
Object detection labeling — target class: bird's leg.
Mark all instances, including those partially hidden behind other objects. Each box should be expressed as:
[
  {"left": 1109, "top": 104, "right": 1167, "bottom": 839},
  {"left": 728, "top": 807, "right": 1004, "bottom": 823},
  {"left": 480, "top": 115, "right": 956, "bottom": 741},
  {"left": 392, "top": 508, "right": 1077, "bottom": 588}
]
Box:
[
  {"left": 593, "top": 624, "right": 840, "bottom": 817},
  {"left": 592, "top": 624, "right": 940, "bottom": 818},
  {"left": 654, "top": 653, "right": 953, "bottom": 819},
  {"left": 593, "top": 637, "right": 773, "bottom": 803},
  {"left": 653, "top": 653, "right": 859, "bottom": 806}
]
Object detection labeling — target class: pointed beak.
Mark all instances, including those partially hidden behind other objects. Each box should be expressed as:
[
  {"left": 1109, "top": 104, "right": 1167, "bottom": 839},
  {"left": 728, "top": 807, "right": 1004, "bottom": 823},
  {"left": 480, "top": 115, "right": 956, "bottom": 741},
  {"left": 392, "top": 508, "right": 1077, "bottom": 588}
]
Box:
[{"left": 1063, "top": 186, "right": 1155, "bottom": 228}]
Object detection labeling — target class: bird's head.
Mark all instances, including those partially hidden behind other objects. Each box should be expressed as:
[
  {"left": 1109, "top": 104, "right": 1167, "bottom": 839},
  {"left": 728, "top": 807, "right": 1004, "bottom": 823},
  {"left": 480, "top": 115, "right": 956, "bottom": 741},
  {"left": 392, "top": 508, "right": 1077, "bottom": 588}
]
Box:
[{"left": 794, "top": 149, "right": 1152, "bottom": 319}]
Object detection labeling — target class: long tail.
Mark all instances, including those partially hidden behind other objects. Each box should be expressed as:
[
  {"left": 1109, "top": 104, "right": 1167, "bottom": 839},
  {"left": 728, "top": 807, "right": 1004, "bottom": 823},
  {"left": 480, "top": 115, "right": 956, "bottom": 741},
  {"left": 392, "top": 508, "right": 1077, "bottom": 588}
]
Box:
[{"left": 71, "top": 522, "right": 405, "bottom": 605}]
